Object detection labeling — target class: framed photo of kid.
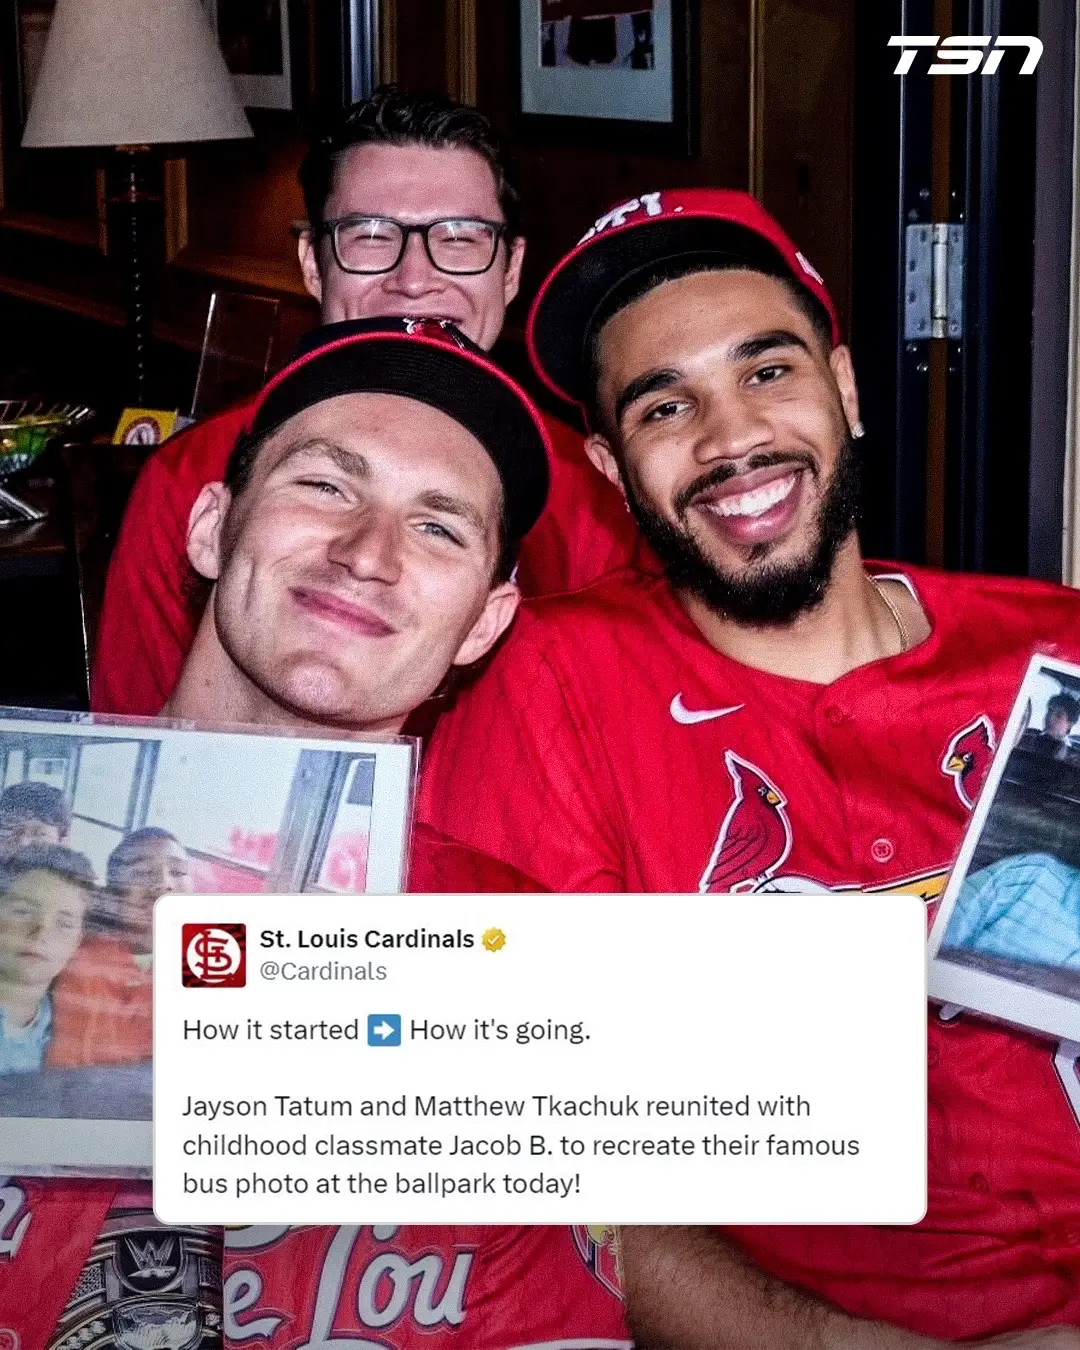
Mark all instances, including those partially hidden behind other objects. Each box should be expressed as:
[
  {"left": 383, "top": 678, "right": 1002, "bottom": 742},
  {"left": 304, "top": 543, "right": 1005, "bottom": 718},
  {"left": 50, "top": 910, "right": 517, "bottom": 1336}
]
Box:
[
  {"left": 0, "top": 709, "right": 415, "bottom": 1176},
  {"left": 929, "top": 653, "right": 1080, "bottom": 1045},
  {"left": 515, "top": 0, "right": 698, "bottom": 155}
]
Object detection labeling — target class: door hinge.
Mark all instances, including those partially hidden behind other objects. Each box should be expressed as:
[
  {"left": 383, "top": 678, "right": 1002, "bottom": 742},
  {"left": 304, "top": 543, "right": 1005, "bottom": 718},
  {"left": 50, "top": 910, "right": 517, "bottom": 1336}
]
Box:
[{"left": 904, "top": 222, "right": 964, "bottom": 340}]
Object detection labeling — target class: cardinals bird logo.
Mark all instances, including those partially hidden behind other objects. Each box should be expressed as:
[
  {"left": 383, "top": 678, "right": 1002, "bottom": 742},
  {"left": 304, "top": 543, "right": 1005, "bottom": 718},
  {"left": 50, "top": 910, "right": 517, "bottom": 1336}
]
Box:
[
  {"left": 941, "top": 715, "right": 995, "bottom": 810},
  {"left": 572, "top": 1225, "right": 623, "bottom": 1299},
  {"left": 700, "top": 752, "right": 793, "bottom": 893}
]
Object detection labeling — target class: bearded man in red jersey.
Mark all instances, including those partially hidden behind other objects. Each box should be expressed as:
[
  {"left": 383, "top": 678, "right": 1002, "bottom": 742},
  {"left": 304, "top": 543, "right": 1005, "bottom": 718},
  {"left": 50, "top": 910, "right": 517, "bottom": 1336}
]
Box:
[{"left": 420, "top": 189, "right": 1080, "bottom": 1346}]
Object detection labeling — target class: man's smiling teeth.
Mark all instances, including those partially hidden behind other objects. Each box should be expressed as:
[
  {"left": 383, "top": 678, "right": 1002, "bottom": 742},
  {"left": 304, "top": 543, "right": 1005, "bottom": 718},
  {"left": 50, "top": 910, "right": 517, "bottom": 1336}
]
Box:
[{"left": 703, "top": 473, "right": 797, "bottom": 519}]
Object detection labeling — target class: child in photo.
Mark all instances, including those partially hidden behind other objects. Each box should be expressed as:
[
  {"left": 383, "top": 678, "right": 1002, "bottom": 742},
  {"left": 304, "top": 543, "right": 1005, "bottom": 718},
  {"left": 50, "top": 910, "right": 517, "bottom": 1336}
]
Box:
[
  {"left": 0, "top": 845, "right": 151, "bottom": 1075},
  {"left": 106, "top": 828, "right": 195, "bottom": 965},
  {"left": 0, "top": 782, "right": 71, "bottom": 873}
]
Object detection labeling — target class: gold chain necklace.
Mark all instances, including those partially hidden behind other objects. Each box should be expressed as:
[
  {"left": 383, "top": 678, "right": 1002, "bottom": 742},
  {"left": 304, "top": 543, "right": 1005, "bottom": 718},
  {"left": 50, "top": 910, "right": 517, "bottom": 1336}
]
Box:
[{"left": 870, "top": 576, "right": 909, "bottom": 653}]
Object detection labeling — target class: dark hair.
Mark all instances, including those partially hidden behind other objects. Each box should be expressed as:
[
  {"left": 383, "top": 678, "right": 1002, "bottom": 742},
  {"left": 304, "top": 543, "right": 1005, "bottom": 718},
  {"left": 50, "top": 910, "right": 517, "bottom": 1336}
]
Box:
[
  {"left": 107, "top": 828, "right": 184, "bottom": 888},
  {"left": 0, "top": 781, "right": 70, "bottom": 834},
  {"left": 223, "top": 426, "right": 520, "bottom": 585},
  {"left": 299, "top": 85, "right": 521, "bottom": 238},
  {"left": 3, "top": 842, "right": 95, "bottom": 890},
  {"left": 1047, "top": 692, "right": 1080, "bottom": 725},
  {"left": 582, "top": 255, "right": 836, "bottom": 433}
]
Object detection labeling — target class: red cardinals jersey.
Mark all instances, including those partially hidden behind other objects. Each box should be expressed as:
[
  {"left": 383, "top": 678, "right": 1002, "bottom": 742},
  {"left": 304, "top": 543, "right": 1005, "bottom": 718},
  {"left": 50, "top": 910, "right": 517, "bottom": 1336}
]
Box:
[
  {"left": 223, "top": 1224, "right": 628, "bottom": 1350},
  {"left": 0, "top": 1177, "right": 115, "bottom": 1350},
  {"left": 89, "top": 402, "right": 644, "bottom": 718},
  {"left": 419, "top": 562, "right": 1080, "bottom": 1339},
  {"left": 409, "top": 824, "right": 546, "bottom": 892}
]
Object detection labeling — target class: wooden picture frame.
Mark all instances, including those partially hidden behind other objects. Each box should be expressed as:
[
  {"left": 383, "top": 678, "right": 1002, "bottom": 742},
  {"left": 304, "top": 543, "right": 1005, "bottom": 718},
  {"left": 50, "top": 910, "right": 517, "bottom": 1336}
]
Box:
[
  {"left": 203, "top": 0, "right": 294, "bottom": 112},
  {"left": 200, "top": 0, "right": 381, "bottom": 116},
  {"left": 514, "top": 0, "right": 697, "bottom": 156}
]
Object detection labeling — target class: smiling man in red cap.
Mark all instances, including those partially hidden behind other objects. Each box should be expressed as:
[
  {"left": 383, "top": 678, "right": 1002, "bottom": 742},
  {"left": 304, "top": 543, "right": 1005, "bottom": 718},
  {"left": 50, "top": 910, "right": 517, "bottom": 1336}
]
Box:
[
  {"left": 163, "top": 316, "right": 547, "bottom": 745},
  {"left": 420, "top": 189, "right": 1080, "bottom": 1345},
  {"left": 158, "top": 314, "right": 561, "bottom": 902}
]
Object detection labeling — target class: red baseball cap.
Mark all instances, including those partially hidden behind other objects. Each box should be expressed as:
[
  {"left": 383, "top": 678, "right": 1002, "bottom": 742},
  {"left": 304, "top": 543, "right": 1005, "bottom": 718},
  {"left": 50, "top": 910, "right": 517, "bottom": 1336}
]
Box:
[
  {"left": 245, "top": 317, "right": 551, "bottom": 541},
  {"left": 526, "top": 188, "right": 841, "bottom": 408}
]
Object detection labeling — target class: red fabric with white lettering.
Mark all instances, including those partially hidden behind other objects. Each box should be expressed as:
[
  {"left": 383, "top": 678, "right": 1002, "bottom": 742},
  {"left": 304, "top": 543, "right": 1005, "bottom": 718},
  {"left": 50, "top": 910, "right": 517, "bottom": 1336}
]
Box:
[
  {"left": 223, "top": 1224, "right": 629, "bottom": 1350},
  {"left": 88, "top": 403, "right": 645, "bottom": 719},
  {"left": 0, "top": 1178, "right": 116, "bottom": 1350},
  {"left": 419, "top": 563, "right": 1080, "bottom": 1339}
]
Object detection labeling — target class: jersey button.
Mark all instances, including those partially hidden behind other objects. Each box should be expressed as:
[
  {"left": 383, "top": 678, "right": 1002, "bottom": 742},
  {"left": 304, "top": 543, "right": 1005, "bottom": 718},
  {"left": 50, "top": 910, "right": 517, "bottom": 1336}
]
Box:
[
  {"left": 871, "top": 838, "right": 895, "bottom": 864},
  {"left": 824, "top": 706, "right": 848, "bottom": 727},
  {"left": 968, "top": 1172, "right": 991, "bottom": 1194}
]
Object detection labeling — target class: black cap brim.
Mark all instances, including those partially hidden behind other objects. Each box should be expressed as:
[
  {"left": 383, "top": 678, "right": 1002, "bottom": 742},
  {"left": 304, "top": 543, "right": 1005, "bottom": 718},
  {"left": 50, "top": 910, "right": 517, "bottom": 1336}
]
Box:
[
  {"left": 529, "top": 218, "right": 796, "bottom": 403},
  {"left": 252, "top": 328, "right": 550, "bottom": 541}
]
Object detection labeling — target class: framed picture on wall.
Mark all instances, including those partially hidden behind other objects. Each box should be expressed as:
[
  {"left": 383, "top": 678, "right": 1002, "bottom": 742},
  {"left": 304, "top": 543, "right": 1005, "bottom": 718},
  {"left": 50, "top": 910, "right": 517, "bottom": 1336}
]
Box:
[
  {"left": 202, "top": 0, "right": 294, "bottom": 110},
  {"left": 200, "top": 0, "right": 379, "bottom": 115},
  {"left": 515, "top": 0, "right": 697, "bottom": 155}
]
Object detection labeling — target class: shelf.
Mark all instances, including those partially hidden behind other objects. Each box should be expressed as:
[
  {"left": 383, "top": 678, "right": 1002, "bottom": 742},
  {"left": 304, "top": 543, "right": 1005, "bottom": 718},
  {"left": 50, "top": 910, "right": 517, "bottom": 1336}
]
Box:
[
  {"left": 170, "top": 246, "right": 310, "bottom": 299},
  {"left": 0, "top": 275, "right": 122, "bottom": 327},
  {"left": 0, "top": 209, "right": 100, "bottom": 250},
  {"left": 0, "top": 275, "right": 202, "bottom": 353}
]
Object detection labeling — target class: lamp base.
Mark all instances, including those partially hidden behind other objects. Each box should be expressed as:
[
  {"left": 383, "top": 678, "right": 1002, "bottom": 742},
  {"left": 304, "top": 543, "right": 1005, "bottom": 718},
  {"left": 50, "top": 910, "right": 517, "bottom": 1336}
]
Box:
[{"left": 106, "top": 148, "right": 163, "bottom": 407}]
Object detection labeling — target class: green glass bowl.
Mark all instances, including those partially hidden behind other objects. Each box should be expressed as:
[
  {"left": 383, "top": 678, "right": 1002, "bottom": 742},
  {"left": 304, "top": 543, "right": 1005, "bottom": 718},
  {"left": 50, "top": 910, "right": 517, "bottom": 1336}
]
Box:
[{"left": 0, "top": 402, "right": 94, "bottom": 478}]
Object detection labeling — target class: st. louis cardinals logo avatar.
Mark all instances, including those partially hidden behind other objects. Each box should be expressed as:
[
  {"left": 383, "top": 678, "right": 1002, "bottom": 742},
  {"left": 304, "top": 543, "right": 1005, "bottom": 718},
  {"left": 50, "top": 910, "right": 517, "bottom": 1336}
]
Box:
[
  {"left": 700, "top": 752, "right": 792, "bottom": 893},
  {"left": 941, "top": 715, "right": 995, "bottom": 810}
]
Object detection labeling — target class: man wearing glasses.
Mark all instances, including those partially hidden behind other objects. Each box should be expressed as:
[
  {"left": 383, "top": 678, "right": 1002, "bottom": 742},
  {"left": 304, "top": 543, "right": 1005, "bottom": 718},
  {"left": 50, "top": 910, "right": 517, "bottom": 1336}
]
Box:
[{"left": 91, "top": 86, "right": 641, "bottom": 717}]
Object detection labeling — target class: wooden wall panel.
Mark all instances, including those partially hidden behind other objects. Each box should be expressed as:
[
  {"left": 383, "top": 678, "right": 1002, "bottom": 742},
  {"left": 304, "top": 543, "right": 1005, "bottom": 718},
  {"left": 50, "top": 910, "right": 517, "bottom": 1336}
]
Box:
[
  {"left": 161, "top": 111, "right": 318, "bottom": 364},
  {"left": 177, "top": 120, "right": 308, "bottom": 298},
  {"left": 757, "top": 0, "right": 854, "bottom": 333},
  {"left": 394, "top": 0, "right": 448, "bottom": 93}
]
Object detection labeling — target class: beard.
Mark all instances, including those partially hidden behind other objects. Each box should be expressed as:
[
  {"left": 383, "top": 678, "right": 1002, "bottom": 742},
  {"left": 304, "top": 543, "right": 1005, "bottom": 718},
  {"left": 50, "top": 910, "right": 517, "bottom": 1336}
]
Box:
[{"left": 625, "top": 433, "right": 862, "bottom": 625}]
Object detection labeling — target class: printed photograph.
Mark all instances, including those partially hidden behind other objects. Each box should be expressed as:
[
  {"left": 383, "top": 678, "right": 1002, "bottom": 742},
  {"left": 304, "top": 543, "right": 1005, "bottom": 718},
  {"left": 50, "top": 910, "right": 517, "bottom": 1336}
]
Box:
[
  {"left": 929, "top": 655, "right": 1080, "bottom": 1042},
  {"left": 518, "top": 0, "right": 688, "bottom": 143},
  {"left": 0, "top": 711, "right": 414, "bottom": 1166},
  {"left": 540, "top": 1, "right": 655, "bottom": 70}
]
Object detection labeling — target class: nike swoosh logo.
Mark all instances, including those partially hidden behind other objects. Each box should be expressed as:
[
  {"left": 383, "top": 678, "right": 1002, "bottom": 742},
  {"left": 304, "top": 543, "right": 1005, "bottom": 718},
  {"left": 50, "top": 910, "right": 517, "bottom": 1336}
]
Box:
[{"left": 669, "top": 694, "right": 745, "bottom": 725}]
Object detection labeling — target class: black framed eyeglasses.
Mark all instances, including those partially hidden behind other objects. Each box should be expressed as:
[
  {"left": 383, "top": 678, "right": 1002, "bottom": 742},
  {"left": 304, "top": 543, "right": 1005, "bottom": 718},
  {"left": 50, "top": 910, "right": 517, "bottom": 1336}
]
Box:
[{"left": 319, "top": 215, "right": 507, "bottom": 276}]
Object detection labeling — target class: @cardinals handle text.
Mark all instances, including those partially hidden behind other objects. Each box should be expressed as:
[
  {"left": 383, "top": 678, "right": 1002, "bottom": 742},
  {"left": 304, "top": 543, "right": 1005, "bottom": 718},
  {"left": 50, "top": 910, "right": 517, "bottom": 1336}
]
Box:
[{"left": 153, "top": 893, "right": 928, "bottom": 1227}]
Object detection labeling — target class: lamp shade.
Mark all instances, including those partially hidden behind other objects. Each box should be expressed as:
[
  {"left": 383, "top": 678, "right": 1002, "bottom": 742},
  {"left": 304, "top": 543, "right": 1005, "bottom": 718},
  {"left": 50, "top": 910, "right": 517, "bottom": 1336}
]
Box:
[{"left": 23, "top": 0, "right": 253, "bottom": 148}]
